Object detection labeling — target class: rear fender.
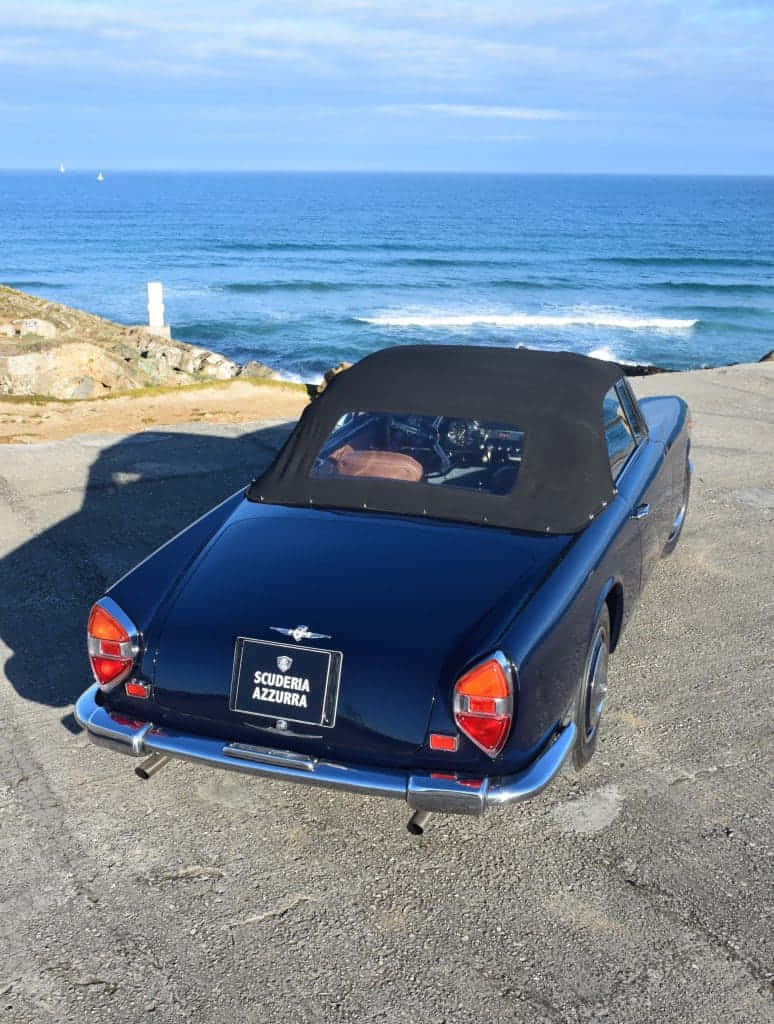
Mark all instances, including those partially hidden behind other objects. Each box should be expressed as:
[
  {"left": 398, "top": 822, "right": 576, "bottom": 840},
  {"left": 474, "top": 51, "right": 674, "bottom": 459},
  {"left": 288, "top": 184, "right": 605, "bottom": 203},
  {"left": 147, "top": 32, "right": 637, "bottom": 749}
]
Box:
[{"left": 500, "top": 496, "right": 639, "bottom": 759}]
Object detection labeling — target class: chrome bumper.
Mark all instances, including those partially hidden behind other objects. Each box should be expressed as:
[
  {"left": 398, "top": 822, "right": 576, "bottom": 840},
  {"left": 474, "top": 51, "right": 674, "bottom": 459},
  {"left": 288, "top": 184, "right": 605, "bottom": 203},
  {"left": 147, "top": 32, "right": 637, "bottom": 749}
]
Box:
[{"left": 74, "top": 684, "right": 575, "bottom": 816}]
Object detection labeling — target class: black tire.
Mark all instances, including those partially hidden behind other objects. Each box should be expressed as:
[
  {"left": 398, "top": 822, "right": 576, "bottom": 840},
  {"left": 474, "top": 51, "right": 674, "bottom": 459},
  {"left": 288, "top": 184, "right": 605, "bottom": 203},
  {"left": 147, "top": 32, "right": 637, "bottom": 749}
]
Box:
[
  {"left": 572, "top": 604, "right": 611, "bottom": 771},
  {"left": 663, "top": 457, "right": 691, "bottom": 556}
]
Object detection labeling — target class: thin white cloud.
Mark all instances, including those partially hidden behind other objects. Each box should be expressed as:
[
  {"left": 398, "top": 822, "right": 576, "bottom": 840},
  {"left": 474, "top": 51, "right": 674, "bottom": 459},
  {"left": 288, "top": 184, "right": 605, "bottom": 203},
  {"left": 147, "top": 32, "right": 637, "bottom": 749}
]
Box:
[
  {"left": 442, "top": 133, "right": 533, "bottom": 142},
  {"left": 382, "top": 103, "right": 587, "bottom": 121}
]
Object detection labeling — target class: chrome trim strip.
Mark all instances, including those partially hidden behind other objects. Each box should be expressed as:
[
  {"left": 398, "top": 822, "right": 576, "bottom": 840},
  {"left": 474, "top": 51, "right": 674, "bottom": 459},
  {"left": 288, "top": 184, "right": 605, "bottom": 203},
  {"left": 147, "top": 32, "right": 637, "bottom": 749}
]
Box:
[
  {"left": 453, "top": 695, "right": 511, "bottom": 716},
  {"left": 95, "top": 597, "right": 141, "bottom": 658},
  {"left": 87, "top": 636, "right": 136, "bottom": 659},
  {"left": 617, "top": 377, "right": 649, "bottom": 443},
  {"left": 75, "top": 684, "right": 575, "bottom": 815},
  {"left": 223, "top": 743, "right": 318, "bottom": 772}
]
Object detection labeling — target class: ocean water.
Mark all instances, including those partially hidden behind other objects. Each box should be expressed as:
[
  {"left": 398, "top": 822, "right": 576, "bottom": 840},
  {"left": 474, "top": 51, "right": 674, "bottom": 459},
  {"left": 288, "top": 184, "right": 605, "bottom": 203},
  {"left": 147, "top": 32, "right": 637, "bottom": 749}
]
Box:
[{"left": 1, "top": 172, "right": 772, "bottom": 380}]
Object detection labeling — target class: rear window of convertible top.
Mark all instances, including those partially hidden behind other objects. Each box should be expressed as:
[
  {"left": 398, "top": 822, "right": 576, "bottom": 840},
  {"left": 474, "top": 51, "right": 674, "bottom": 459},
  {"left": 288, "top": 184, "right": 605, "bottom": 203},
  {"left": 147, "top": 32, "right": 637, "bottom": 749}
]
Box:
[{"left": 311, "top": 411, "right": 525, "bottom": 497}]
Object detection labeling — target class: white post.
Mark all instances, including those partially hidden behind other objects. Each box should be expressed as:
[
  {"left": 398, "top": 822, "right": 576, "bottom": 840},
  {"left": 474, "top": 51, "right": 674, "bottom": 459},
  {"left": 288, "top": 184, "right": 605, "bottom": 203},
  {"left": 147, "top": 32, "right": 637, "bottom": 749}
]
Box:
[{"left": 146, "top": 281, "right": 171, "bottom": 339}]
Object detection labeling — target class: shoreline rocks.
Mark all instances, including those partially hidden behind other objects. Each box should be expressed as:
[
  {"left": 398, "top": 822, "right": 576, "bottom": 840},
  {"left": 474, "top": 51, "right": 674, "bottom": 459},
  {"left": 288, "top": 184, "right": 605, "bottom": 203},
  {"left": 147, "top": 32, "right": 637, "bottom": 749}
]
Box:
[{"left": 0, "top": 286, "right": 277, "bottom": 400}]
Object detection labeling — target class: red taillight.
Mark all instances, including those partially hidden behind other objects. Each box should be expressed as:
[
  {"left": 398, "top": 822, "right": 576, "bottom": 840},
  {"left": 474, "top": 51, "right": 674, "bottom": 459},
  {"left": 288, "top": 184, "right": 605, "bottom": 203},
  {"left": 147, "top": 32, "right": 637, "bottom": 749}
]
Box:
[
  {"left": 87, "top": 599, "right": 139, "bottom": 690},
  {"left": 453, "top": 655, "right": 514, "bottom": 758},
  {"left": 91, "top": 656, "right": 131, "bottom": 685}
]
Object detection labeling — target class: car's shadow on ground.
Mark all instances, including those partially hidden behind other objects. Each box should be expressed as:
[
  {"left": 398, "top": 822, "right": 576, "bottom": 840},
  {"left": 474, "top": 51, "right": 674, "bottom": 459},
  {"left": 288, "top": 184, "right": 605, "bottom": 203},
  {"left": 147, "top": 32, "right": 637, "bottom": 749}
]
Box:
[{"left": 0, "top": 422, "right": 293, "bottom": 729}]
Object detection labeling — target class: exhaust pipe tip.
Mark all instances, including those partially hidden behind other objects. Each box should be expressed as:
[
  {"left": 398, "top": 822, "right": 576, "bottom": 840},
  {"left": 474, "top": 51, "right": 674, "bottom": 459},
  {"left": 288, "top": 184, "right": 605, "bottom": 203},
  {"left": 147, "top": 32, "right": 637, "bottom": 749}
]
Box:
[
  {"left": 135, "top": 753, "right": 171, "bottom": 780},
  {"left": 407, "top": 810, "right": 431, "bottom": 835}
]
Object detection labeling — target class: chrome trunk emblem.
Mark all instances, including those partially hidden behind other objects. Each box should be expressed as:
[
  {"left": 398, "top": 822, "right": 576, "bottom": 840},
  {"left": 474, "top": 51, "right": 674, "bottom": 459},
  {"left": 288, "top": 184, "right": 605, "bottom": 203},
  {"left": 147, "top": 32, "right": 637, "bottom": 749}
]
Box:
[
  {"left": 270, "top": 625, "right": 331, "bottom": 643},
  {"left": 276, "top": 655, "right": 293, "bottom": 672}
]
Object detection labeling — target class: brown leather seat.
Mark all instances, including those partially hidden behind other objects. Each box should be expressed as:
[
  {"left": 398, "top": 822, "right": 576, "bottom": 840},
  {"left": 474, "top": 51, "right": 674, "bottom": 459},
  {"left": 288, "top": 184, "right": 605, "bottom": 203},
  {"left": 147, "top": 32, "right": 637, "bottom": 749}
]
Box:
[{"left": 327, "top": 445, "right": 424, "bottom": 482}]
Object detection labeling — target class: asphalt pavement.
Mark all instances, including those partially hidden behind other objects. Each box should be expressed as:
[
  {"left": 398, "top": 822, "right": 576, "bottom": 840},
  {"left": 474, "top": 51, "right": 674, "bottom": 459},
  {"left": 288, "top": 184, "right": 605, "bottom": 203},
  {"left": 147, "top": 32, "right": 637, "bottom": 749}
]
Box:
[{"left": 0, "top": 362, "right": 772, "bottom": 1024}]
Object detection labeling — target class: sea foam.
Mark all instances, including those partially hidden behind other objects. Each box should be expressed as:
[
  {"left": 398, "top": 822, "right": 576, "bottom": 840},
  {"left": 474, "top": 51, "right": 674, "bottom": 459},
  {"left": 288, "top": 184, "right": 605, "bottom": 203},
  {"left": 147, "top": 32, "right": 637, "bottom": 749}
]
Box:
[
  {"left": 588, "top": 345, "right": 653, "bottom": 367},
  {"left": 359, "top": 312, "right": 698, "bottom": 331}
]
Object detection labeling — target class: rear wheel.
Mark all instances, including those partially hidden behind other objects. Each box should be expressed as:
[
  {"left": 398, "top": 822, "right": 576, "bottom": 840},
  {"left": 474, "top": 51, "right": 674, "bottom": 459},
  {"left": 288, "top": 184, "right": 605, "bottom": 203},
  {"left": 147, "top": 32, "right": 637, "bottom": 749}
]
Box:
[
  {"left": 572, "top": 605, "right": 610, "bottom": 771},
  {"left": 663, "top": 457, "right": 691, "bottom": 556}
]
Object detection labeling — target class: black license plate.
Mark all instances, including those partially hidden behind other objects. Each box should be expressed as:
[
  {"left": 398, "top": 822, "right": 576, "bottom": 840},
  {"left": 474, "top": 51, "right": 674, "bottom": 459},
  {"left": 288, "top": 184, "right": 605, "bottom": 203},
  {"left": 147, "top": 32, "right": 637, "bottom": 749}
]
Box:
[{"left": 230, "top": 637, "right": 341, "bottom": 728}]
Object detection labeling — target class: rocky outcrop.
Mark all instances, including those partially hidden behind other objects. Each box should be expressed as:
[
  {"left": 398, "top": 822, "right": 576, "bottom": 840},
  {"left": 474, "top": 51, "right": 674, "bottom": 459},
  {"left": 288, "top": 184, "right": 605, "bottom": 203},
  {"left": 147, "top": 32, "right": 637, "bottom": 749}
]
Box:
[
  {"left": 1, "top": 342, "right": 144, "bottom": 399},
  {"left": 238, "top": 359, "right": 280, "bottom": 379},
  {"left": 0, "top": 286, "right": 276, "bottom": 400},
  {"left": 0, "top": 317, "right": 58, "bottom": 339},
  {"left": 311, "top": 361, "right": 353, "bottom": 396},
  {"left": 623, "top": 362, "right": 669, "bottom": 376}
]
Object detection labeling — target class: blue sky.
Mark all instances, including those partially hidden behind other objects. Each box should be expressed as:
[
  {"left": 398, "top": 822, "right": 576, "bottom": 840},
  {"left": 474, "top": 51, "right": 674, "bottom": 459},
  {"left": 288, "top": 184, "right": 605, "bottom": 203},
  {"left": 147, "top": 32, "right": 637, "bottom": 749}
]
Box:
[{"left": 0, "top": 0, "right": 771, "bottom": 173}]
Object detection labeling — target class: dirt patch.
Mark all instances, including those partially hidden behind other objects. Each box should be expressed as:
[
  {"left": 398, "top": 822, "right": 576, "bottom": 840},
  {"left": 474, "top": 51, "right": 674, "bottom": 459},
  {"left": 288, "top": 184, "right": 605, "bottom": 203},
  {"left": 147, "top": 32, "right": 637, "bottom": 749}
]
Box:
[
  {"left": 0, "top": 379, "right": 309, "bottom": 443},
  {"left": 551, "top": 784, "right": 623, "bottom": 834}
]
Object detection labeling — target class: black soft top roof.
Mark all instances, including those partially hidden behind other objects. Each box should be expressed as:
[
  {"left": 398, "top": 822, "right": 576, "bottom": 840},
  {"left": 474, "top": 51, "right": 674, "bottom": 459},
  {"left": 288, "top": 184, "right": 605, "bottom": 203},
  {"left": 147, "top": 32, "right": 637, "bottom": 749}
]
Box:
[{"left": 248, "top": 345, "right": 624, "bottom": 534}]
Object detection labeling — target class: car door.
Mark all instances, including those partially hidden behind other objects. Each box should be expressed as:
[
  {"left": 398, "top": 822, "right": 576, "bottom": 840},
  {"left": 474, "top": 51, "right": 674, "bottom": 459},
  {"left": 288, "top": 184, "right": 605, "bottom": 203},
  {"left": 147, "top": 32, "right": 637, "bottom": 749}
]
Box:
[
  {"left": 602, "top": 383, "right": 646, "bottom": 600},
  {"left": 607, "top": 380, "right": 671, "bottom": 581}
]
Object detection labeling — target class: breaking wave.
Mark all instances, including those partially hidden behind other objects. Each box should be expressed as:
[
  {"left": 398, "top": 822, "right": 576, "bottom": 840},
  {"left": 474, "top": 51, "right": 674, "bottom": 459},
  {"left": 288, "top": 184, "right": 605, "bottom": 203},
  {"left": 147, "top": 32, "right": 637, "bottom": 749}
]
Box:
[
  {"left": 588, "top": 345, "right": 653, "bottom": 367},
  {"left": 275, "top": 369, "right": 324, "bottom": 385},
  {"left": 358, "top": 312, "right": 698, "bottom": 331}
]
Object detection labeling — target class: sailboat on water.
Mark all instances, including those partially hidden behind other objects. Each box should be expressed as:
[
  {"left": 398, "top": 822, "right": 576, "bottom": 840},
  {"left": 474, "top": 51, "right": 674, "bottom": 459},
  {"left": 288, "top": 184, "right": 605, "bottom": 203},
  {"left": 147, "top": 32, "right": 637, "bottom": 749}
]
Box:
[
  {"left": 59, "top": 163, "right": 65, "bottom": 174},
  {"left": 96, "top": 170, "right": 104, "bottom": 182}
]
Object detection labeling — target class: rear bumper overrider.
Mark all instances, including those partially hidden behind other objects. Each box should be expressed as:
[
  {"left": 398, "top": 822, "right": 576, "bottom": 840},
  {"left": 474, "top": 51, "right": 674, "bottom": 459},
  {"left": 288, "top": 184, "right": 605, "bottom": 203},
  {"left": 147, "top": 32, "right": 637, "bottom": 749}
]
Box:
[{"left": 75, "top": 684, "right": 575, "bottom": 816}]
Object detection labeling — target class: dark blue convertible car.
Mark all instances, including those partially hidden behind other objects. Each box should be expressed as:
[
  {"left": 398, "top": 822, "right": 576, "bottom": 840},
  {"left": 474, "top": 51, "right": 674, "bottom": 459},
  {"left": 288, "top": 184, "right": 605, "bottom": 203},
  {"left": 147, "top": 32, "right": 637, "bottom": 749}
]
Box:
[{"left": 76, "top": 345, "right": 691, "bottom": 833}]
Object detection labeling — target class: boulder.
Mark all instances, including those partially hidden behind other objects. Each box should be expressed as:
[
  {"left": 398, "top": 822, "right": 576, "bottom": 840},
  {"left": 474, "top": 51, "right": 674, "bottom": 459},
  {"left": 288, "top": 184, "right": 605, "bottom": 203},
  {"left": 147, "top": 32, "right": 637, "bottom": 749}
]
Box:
[
  {"left": 238, "top": 360, "right": 279, "bottom": 379},
  {"left": 312, "top": 361, "right": 353, "bottom": 395},
  {"left": 118, "top": 330, "right": 241, "bottom": 380},
  {"left": 0, "top": 342, "right": 146, "bottom": 399},
  {"left": 0, "top": 317, "right": 58, "bottom": 339}
]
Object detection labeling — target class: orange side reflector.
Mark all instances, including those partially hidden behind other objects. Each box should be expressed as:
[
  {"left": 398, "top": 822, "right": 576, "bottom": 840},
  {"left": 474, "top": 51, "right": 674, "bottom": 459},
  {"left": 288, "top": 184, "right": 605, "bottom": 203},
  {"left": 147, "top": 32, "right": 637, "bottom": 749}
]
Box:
[
  {"left": 125, "top": 681, "right": 149, "bottom": 699},
  {"left": 429, "top": 733, "right": 458, "bottom": 752}
]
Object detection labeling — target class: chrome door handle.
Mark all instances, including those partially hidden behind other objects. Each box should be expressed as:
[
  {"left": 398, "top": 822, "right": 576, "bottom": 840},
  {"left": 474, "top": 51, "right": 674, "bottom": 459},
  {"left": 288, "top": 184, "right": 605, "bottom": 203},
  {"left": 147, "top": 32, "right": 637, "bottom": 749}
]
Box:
[{"left": 631, "top": 503, "right": 650, "bottom": 520}]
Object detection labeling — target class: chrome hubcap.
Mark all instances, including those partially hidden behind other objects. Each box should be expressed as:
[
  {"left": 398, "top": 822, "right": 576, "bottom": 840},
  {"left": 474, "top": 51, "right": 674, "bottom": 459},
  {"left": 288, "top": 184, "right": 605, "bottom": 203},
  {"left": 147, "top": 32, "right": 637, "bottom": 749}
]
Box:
[
  {"left": 667, "top": 499, "right": 687, "bottom": 542},
  {"left": 586, "top": 629, "right": 609, "bottom": 736},
  {"left": 668, "top": 465, "right": 690, "bottom": 542}
]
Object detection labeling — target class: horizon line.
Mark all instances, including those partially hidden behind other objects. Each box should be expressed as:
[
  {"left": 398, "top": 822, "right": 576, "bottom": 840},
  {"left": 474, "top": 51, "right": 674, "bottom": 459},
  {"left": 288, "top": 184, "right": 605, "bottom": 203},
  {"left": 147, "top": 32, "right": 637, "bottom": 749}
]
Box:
[{"left": 1, "top": 168, "right": 773, "bottom": 179}]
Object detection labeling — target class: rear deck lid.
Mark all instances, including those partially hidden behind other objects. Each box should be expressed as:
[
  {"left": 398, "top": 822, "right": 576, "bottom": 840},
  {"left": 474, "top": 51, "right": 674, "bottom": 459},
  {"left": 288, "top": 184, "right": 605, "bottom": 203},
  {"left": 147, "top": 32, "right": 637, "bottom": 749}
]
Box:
[{"left": 151, "top": 502, "right": 570, "bottom": 766}]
